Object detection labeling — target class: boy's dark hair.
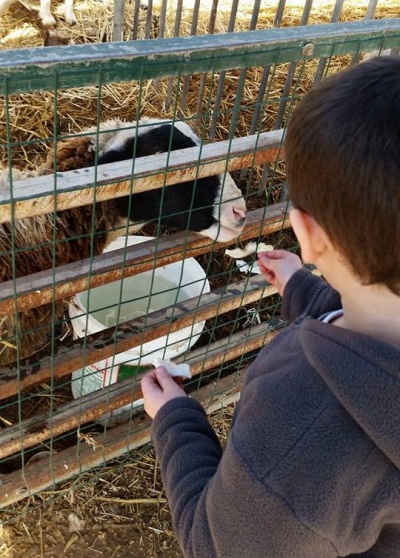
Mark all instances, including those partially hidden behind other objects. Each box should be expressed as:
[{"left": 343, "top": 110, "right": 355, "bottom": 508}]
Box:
[{"left": 286, "top": 55, "right": 400, "bottom": 295}]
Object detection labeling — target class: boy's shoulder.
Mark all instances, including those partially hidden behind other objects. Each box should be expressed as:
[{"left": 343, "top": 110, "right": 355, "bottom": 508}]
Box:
[{"left": 282, "top": 268, "right": 341, "bottom": 322}]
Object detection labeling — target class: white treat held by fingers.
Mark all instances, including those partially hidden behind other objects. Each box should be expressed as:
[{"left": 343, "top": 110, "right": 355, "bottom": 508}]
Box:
[
  {"left": 225, "top": 242, "right": 274, "bottom": 259},
  {"left": 152, "top": 357, "right": 192, "bottom": 379}
]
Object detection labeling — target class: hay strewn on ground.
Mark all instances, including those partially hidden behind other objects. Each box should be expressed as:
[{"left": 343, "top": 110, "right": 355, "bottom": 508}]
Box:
[{"left": 1, "top": 403, "right": 235, "bottom": 557}]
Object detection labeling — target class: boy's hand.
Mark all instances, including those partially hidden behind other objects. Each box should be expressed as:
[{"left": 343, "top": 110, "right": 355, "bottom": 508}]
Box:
[
  {"left": 258, "top": 250, "right": 302, "bottom": 296},
  {"left": 141, "top": 366, "right": 188, "bottom": 419}
]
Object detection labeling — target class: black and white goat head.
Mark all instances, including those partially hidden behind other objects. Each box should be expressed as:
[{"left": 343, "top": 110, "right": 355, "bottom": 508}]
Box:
[
  {"left": 48, "top": 118, "right": 246, "bottom": 242},
  {"left": 104, "top": 119, "right": 246, "bottom": 242},
  {"left": 49, "top": 118, "right": 247, "bottom": 243}
]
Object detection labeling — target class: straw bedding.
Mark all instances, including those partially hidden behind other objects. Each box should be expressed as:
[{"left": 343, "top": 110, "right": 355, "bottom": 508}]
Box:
[{"left": 1, "top": 0, "right": 399, "bottom": 172}]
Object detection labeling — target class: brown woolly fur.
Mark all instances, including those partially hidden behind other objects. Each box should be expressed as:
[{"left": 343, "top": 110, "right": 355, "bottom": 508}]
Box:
[{"left": 0, "top": 168, "right": 123, "bottom": 365}]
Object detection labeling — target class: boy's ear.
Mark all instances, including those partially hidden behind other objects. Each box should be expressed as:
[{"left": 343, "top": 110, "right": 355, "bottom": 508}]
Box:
[{"left": 289, "top": 209, "right": 330, "bottom": 264}]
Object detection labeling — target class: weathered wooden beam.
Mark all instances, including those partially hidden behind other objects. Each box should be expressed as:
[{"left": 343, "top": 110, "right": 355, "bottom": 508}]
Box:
[
  {"left": 0, "top": 321, "right": 281, "bottom": 460},
  {"left": 0, "top": 130, "right": 284, "bottom": 224},
  {"left": 0, "top": 368, "right": 246, "bottom": 508},
  {"left": 0, "top": 202, "right": 290, "bottom": 316}
]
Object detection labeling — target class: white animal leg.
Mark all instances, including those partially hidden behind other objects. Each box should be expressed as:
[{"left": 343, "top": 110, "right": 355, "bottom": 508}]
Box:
[
  {"left": 0, "top": 0, "right": 17, "bottom": 15},
  {"left": 39, "top": 0, "right": 56, "bottom": 26},
  {"left": 64, "top": 0, "right": 76, "bottom": 24}
]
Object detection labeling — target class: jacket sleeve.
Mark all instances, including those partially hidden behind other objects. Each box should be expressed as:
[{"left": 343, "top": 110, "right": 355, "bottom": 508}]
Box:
[
  {"left": 151, "top": 397, "right": 338, "bottom": 558},
  {"left": 282, "top": 269, "right": 342, "bottom": 322}
]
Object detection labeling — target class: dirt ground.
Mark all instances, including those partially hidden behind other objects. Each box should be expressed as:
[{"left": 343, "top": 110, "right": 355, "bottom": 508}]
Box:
[{"left": 1, "top": 404, "right": 235, "bottom": 558}]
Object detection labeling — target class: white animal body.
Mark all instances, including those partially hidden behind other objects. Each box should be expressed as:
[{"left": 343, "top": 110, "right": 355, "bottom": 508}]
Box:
[{"left": 0, "top": 0, "right": 76, "bottom": 26}]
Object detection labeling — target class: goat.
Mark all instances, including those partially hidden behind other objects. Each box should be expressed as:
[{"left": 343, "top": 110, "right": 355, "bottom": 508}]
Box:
[
  {"left": 0, "top": 119, "right": 246, "bottom": 366},
  {"left": 46, "top": 119, "right": 247, "bottom": 243}
]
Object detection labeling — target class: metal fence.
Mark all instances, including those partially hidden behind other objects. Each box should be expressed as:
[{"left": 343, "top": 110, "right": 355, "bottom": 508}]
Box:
[{"left": 1, "top": 6, "right": 400, "bottom": 510}]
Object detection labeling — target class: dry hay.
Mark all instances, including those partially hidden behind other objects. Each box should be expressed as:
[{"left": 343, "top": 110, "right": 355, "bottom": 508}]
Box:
[
  {"left": 1, "top": 0, "right": 399, "bottom": 49},
  {"left": 1, "top": 0, "right": 399, "bottom": 172},
  {"left": 0, "top": 403, "right": 236, "bottom": 557}
]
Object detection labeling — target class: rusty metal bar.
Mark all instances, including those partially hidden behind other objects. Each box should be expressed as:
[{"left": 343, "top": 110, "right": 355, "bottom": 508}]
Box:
[
  {"left": 0, "top": 321, "right": 281, "bottom": 460},
  {"left": 0, "top": 269, "right": 283, "bottom": 398},
  {"left": 165, "top": 0, "right": 184, "bottom": 108},
  {"left": 131, "top": 0, "right": 141, "bottom": 40},
  {"left": 0, "top": 201, "right": 289, "bottom": 317},
  {"left": 179, "top": 0, "right": 201, "bottom": 113},
  {"left": 208, "top": 0, "right": 219, "bottom": 34},
  {"left": 158, "top": 0, "right": 168, "bottom": 38},
  {"left": 313, "top": 0, "right": 346, "bottom": 86},
  {"left": 144, "top": 0, "right": 154, "bottom": 39},
  {"left": 209, "top": 0, "right": 239, "bottom": 140},
  {"left": 273, "top": 0, "right": 314, "bottom": 130},
  {"left": 0, "top": 367, "right": 246, "bottom": 508}
]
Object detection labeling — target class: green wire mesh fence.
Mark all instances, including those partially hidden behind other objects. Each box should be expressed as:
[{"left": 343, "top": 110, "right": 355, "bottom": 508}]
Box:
[{"left": 0, "top": 4, "right": 400, "bottom": 511}]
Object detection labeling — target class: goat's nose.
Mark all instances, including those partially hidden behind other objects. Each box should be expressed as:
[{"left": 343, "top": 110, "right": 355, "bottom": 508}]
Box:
[
  {"left": 232, "top": 205, "right": 246, "bottom": 219},
  {"left": 232, "top": 206, "right": 246, "bottom": 226}
]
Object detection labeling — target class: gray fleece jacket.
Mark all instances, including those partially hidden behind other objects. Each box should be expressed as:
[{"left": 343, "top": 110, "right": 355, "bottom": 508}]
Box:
[{"left": 151, "top": 269, "right": 400, "bottom": 557}]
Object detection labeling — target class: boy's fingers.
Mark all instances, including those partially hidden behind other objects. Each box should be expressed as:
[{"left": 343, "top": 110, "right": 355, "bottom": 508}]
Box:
[
  {"left": 141, "top": 372, "right": 159, "bottom": 393},
  {"left": 258, "top": 249, "right": 287, "bottom": 261},
  {"left": 154, "top": 366, "right": 176, "bottom": 389}
]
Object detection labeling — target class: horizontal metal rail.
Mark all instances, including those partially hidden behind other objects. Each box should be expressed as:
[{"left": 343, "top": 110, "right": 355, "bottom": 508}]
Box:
[
  {"left": 0, "top": 368, "right": 246, "bottom": 508},
  {"left": 1, "top": 19, "right": 400, "bottom": 94},
  {"left": 0, "top": 202, "right": 289, "bottom": 316},
  {"left": 0, "top": 321, "right": 282, "bottom": 460}
]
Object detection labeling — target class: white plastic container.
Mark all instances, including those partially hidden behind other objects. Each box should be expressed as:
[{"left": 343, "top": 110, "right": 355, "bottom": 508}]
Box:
[{"left": 69, "top": 236, "right": 209, "bottom": 422}]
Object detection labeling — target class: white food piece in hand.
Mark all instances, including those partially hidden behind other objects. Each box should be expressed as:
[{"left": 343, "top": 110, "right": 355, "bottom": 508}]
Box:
[
  {"left": 152, "top": 357, "right": 192, "bottom": 379},
  {"left": 235, "top": 260, "right": 261, "bottom": 274},
  {"left": 225, "top": 242, "right": 274, "bottom": 259}
]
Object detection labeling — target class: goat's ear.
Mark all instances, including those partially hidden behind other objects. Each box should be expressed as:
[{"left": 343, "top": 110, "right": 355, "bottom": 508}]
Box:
[{"left": 289, "top": 209, "right": 330, "bottom": 265}]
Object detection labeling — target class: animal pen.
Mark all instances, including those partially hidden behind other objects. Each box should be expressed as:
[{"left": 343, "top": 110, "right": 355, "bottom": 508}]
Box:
[{"left": 0, "top": 0, "right": 400, "bottom": 514}]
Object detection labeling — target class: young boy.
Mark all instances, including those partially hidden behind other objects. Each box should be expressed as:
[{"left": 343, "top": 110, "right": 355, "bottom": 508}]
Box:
[{"left": 141, "top": 56, "right": 400, "bottom": 557}]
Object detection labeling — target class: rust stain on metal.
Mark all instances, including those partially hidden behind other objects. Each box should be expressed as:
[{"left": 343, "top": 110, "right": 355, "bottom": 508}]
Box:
[
  {"left": 0, "top": 276, "right": 278, "bottom": 400},
  {"left": 0, "top": 369, "right": 248, "bottom": 507}
]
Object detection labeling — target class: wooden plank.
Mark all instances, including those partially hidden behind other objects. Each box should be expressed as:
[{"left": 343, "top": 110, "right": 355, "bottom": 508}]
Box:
[
  {"left": 0, "top": 369, "right": 246, "bottom": 508},
  {"left": 1, "top": 20, "right": 400, "bottom": 93},
  {"left": 0, "top": 202, "right": 290, "bottom": 316},
  {"left": 0, "top": 130, "right": 284, "bottom": 223},
  {"left": 0, "top": 321, "right": 281, "bottom": 460},
  {"left": 0, "top": 273, "right": 278, "bottom": 399}
]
